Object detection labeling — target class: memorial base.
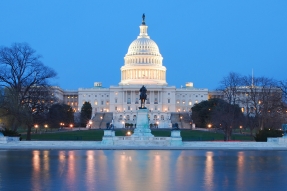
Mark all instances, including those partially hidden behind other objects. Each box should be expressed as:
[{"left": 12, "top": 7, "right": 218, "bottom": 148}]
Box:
[{"left": 132, "top": 108, "right": 154, "bottom": 137}]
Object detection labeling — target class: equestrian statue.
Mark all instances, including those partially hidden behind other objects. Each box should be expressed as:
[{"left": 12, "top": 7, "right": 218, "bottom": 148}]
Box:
[{"left": 139, "top": 85, "right": 147, "bottom": 109}]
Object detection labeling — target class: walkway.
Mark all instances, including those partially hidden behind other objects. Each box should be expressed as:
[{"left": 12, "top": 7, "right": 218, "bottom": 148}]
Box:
[{"left": 0, "top": 141, "right": 287, "bottom": 150}]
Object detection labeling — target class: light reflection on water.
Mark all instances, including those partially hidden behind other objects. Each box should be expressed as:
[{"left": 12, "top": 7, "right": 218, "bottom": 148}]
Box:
[{"left": 0, "top": 150, "right": 286, "bottom": 191}]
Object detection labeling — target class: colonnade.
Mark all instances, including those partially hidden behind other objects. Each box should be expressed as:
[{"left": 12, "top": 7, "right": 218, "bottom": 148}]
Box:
[
  {"left": 121, "top": 69, "right": 166, "bottom": 80},
  {"left": 125, "top": 57, "right": 161, "bottom": 64}
]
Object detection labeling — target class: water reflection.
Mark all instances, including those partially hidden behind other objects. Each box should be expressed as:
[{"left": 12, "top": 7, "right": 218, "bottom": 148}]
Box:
[
  {"left": 204, "top": 151, "right": 214, "bottom": 190},
  {"left": 1, "top": 150, "right": 286, "bottom": 191},
  {"left": 236, "top": 151, "right": 245, "bottom": 188},
  {"left": 32, "top": 150, "right": 41, "bottom": 191}
]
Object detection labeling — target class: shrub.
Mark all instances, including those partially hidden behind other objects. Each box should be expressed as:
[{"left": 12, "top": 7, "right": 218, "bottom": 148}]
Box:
[
  {"left": 254, "top": 128, "right": 283, "bottom": 142},
  {"left": 0, "top": 128, "right": 21, "bottom": 140}
]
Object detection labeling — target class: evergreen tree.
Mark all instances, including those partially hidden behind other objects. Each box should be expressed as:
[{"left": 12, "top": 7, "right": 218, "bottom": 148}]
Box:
[{"left": 80, "top": 102, "right": 92, "bottom": 127}]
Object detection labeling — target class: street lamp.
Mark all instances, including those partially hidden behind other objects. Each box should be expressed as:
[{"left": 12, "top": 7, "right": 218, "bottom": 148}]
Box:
[
  {"left": 207, "top": 124, "right": 212, "bottom": 128},
  {"left": 89, "top": 121, "right": 92, "bottom": 129},
  {"left": 239, "top": 125, "right": 243, "bottom": 134},
  {"left": 44, "top": 124, "right": 48, "bottom": 132},
  {"left": 34, "top": 124, "right": 38, "bottom": 133},
  {"left": 122, "top": 121, "right": 124, "bottom": 128},
  {"left": 126, "top": 131, "right": 131, "bottom": 136}
]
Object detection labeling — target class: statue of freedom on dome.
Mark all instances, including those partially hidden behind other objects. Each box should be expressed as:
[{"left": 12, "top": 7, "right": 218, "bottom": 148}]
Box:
[
  {"left": 139, "top": 85, "right": 147, "bottom": 109},
  {"left": 142, "top": 13, "right": 145, "bottom": 25}
]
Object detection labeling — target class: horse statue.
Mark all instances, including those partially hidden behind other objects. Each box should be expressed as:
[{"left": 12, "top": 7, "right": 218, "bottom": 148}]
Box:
[{"left": 139, "top": 85, "right": 147, "bottom": 109}]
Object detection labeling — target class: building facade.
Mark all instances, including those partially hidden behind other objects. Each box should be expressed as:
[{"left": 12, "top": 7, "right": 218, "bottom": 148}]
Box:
[{"left": 61, "top": 17, "right": 209, "bottom": 128}]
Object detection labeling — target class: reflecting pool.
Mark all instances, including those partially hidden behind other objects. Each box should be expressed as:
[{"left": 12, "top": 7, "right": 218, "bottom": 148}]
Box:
[{"left": 0, "top": 150, "right": 286, "bottom": 191}]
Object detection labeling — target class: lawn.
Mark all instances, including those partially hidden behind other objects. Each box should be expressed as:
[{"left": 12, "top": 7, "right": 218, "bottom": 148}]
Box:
[{"left": 20, "top": 129, "right": 254, "bottom": 141}]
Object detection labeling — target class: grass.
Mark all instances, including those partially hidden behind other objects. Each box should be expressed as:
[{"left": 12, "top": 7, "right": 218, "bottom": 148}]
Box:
[{"left": 20, "top": 128, "right": 254, "bottom": 141}]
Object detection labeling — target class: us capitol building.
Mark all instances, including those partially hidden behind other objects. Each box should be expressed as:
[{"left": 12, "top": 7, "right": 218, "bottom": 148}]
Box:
[{"left": 59, "top": 16, "right": 209, "bottom": 128}]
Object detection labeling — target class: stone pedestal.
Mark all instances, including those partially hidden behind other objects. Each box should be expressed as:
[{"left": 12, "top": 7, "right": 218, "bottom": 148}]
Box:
[
  {"left": 101, "top": 130, "right": 115, "bottom": 145},
  {"left": 132, "top": 109, "right": 154, "bottom": 137},
  {"left": 0, "top": 134, "right": 20, "bottom": 143},
  {"left": 170, "top": 130, "right": 183, "bottom": 146}
]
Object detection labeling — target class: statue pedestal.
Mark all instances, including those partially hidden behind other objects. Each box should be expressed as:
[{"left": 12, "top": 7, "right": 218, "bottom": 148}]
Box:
[
  {"left": 170, "top": 130, "right": 183, "bottom": 146},
  {"left": 132, "top": 109, "right": 154, "bottom": 137},
  {"left": 101, "top": 130, "right": 115, "bottom": 145}
]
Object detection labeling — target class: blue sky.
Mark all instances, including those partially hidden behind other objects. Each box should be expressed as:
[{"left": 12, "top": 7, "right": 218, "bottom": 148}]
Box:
[{"left": 1, "top": 1, "right": 286, "bottom": 90}]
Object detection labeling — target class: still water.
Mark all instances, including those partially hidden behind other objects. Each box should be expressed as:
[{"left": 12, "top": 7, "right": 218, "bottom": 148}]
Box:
[{"left": 0, "top": 150, "right": 286, "bottom": 191}]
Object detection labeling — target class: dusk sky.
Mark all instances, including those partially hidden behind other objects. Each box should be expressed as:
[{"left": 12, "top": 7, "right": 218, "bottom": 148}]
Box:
[{"left": 1, "top": 1, "right": 286, "bottom": 90}]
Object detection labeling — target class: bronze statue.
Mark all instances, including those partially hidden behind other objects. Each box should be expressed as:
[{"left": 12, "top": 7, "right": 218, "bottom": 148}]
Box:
[
  {"left": 139, "top": 85, "right": 147, "bottom": 108},
  {"left": 142, "top": 13, "right": 145, "bottom": 25}
]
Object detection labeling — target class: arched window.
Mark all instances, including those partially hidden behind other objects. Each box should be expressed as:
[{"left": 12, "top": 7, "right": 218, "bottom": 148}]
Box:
[
  {"left": 126, "top": 115, "right": 130, "bottom": 120},
  {"left": 154, "top": 115, "right": 157, "bottom": 120},
  {"left": 161, "top": 115, "right": 164, "bottom": 120},
  {"left": 119, "top": 115, "right": 123, "bottom": 120}
]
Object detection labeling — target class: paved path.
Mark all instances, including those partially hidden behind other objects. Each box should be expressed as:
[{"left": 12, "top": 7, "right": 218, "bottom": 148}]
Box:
[{"left": 0, "top": 141, "right": 287, "bottom": 150}]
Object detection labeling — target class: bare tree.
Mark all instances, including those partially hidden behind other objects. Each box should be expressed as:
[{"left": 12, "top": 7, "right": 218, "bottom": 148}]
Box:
[
  {"left": 218, "top": 72, "right": 243, "bottom": 105},
  {"left": 241, "top": 76, "right": 284, "bottom": 133},
  {"left": 0, "top": 43, "right": 57, "bottom": 140},
  {"left": 211, "top": 99, "right": 244, "bottom": 141}
]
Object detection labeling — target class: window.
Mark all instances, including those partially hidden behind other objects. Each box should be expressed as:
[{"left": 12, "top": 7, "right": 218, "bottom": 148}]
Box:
[
  {"left": 107, "top": 95, "right": 109, "bottom": 97},
  {"left": 127, "top": 98, "right": 131, "bottom": 104},
  {"left": 115, "top": 99, "right": 117, "bottom": 103},
  {"left": 115, "top": 106, "right": 117, "bottom": 111},
  {"left": 176, "top": 100, "right": 179, "bottom": 104},
  {"left": 168, "top": 99, "right": 170, "bottom": 103},
  {"left": 101, "top": 101, "right": 104, "bottom": 105},
  {"left": 168, "top": 93, "right": 170, "bottom": 95},
  {"left": 182, "top": 100, "right": 185, "bottom": 105},
  {"left": 188, "top": 101, "right": 192, "bottom": 106},
  {"left": 95, "top": 100, "right": 98, "bottom": 105},
  {"left": 161, "top": 115, "right": 164, "bottom": 120},
  {"left": 106, "top": 101, "right": 109, "bottom": 105},
  {"left": 154, "top": 98, "right": 158, "bottom": 104},
  {"left": 95, "top": 95, "right": 97, "bottom": 97},
  {"left": 128, "top": 106, "right": 130, "bottom": 110}
]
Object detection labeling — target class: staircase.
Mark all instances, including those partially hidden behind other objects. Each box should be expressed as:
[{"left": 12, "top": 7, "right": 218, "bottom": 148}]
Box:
[
  {"left": 170, "top": 112, "right": 191, "bottom": 129},
  {"left": 91, "top": 112, "right": 113, "bottom": 129}
]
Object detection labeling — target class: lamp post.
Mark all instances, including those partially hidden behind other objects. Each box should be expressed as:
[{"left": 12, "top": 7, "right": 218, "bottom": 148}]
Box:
[
  {"left": 34, "top": 124, "right": 38, "bottom": 133},
  {"left": 44, "top": 124, "right": 48, "bottom": 132},
  {"left": 89, "top": 121, "right": 92, "bottom": 129}
]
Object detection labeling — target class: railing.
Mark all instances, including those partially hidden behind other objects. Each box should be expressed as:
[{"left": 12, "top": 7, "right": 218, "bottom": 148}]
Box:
[{"left": 114, "top": 136, "right": 171, "bottom": 141}]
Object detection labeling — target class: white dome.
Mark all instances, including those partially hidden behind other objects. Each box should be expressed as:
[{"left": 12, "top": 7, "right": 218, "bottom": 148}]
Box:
[
  {"left": 127, "top": 38, "right": 161, "bottom": 56},
  {"left": 119, "top": 16, "right": 167, "bottom": 86}
]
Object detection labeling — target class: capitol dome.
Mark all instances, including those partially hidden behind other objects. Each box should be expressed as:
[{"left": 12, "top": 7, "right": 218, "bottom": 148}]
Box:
[
  {"left": 126, "top": 38, "right": 161, "bottom": 57},
  {"left": 119, "top": 15, "right": 167, "bottom": 86}
]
